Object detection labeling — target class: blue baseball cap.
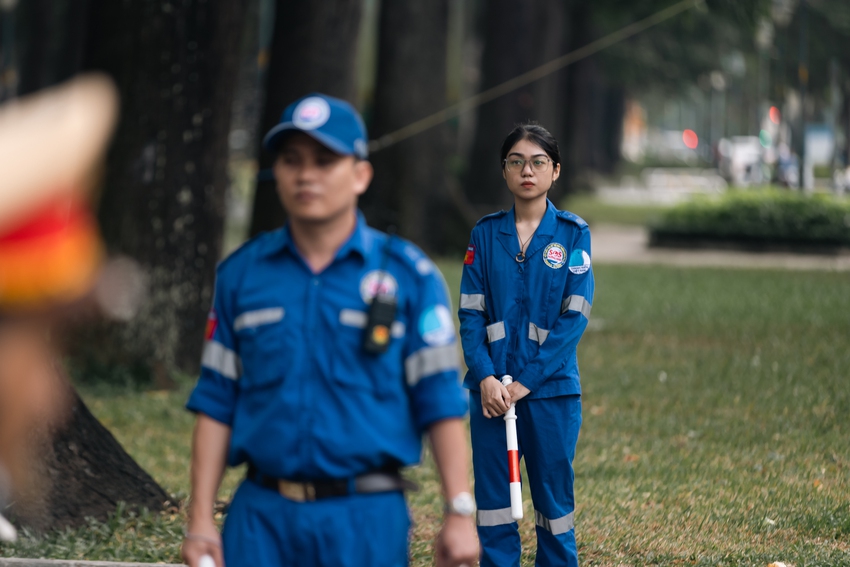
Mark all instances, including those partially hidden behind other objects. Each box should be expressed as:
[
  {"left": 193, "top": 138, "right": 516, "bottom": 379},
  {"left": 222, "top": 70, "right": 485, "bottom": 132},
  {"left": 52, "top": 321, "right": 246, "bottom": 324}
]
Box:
[{"left": 263, "top": 93, "right": 369, "bottom": 159}]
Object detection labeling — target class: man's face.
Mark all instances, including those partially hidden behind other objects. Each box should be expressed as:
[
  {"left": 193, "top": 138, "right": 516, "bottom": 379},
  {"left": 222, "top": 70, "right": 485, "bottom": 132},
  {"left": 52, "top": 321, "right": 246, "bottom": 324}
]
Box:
[{"left": 273, "top": 133, "right": 372, "bottom": 225}]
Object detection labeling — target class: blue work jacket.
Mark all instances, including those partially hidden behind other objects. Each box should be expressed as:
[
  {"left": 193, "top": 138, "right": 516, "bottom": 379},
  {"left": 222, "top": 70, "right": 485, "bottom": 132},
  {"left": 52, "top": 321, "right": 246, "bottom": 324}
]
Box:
[
  {"left": 458, "top": 200, "right": 594, "bottom": 399},
  {"left": 187, "top": 213, "right": 467, "bottom": 480}
]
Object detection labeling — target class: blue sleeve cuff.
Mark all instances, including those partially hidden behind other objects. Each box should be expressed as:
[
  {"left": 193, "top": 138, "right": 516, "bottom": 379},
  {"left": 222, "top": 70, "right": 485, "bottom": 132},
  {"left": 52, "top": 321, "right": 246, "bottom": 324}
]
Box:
[
  {"left": 469, "top": 361, "right": 496, "bottom": 384},
  {"left": 185, "top": 374, "right": 237, "bottom": 426},
  {"left": 410, "top": 371, "right": 468, "bottom": 431}
]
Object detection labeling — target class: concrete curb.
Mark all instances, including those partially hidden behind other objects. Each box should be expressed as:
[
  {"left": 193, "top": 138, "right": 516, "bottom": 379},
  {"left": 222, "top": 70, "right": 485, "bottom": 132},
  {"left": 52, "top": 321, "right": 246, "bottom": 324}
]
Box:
[{"left": 0, "top": 560, "right": 183, "bottom": 567}]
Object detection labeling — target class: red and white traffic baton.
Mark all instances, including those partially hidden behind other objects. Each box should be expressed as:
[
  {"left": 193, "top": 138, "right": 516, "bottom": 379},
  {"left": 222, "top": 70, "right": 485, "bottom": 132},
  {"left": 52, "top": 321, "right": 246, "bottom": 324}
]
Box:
[{"left": 501, "top": 375, "right": 523, "bottom": 520}]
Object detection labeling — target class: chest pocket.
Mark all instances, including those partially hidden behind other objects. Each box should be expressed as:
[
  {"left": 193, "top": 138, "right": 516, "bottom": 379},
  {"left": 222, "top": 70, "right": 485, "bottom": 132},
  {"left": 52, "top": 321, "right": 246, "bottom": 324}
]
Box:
[
  {"left": 235, "top": 307, "right": 288, "bottom": 390},
  {"left": 332, "top": 308, "right": 406, "bottom": 398}
]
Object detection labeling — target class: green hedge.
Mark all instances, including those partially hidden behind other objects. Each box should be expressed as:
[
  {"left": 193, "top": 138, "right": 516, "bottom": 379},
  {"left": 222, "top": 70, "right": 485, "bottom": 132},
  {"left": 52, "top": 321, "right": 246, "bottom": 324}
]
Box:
[{"left": 649, "top": 189, "right": 850, "bottom": 248}]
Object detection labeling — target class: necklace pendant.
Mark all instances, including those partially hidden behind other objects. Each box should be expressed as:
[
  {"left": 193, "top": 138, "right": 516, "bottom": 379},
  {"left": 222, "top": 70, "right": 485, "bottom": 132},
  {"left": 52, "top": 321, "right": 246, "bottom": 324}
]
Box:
[{"left": 515, "top": 252, "right": 525, "bottom": 263}]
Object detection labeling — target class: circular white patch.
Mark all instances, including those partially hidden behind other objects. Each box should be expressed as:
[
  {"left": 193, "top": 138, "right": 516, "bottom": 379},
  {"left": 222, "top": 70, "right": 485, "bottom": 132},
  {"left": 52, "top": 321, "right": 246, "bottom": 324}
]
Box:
[
  {"left": 292, "top": 97, "right": 331, "bottom": 130},
  {"left": 568, "top": 249, "right": 591, "bottom": 274},
  {"left": 359, "top": 270, "right": 398, "bottom": 303},
  {"left": 419, "top": 305, "right": 455, "bottom": 346}
]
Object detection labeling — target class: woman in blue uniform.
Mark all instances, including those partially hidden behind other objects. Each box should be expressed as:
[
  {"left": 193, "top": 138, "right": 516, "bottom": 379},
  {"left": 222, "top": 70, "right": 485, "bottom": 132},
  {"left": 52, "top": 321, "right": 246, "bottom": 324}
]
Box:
[{"left": 459, "top": 123, "right": 594, "bottom": 567}]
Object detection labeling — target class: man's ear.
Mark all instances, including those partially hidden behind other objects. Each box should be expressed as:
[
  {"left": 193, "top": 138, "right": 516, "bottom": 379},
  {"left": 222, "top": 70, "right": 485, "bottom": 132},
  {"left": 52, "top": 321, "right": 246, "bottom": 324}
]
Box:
[{"left": 352, "top": 159, "right": 373, "bottom": 196}]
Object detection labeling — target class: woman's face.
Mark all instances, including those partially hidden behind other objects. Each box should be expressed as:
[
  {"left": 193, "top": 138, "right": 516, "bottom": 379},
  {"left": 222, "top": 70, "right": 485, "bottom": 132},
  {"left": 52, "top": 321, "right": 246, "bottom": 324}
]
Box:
[{"left": 502, "top": 138, "right": 560, "bottom": 202}]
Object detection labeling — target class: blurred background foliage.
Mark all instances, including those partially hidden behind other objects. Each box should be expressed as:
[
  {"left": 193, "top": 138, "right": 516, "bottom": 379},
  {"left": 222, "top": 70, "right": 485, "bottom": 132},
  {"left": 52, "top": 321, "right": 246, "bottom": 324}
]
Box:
[{"left": 2, "top": 0, "right": 848, "bottom": 382}]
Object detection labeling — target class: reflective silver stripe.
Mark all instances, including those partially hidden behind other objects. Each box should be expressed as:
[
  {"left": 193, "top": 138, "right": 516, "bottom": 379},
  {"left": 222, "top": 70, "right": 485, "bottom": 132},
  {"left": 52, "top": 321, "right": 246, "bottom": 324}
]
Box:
[
  {"left": 339, "top": 308, "right": 405, "bottom": 337},
  {"left": 477, "top": 507, "right": 515, "bottom": 527},
  {"left": 486, "top": 321, "right": 505, "bottom": 343},
  {"left": 405, "top": 344, "right": 458, "bottom": 387},
  {"left": 560, "top": 295, "right": 592, "bottom": 319},
  {"left": 535, "top": 510, "right": 575, "bottom": 535},
  {"left": 460, "top": 293, "right": 486, "bottom": 311},
  {"left": 201, "top": 340, "right": 241, "bottom": 380},
  {"left": 528, "top": 322, "right": 550, "bottom": 345},
  {"left": 234, "top": 307, "right": 284, "bottom": 331}
]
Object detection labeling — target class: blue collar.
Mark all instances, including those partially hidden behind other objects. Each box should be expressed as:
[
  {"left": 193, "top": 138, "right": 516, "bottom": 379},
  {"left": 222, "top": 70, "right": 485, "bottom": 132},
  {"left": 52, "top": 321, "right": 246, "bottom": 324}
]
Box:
[
  {"left": 265, "top": 210, "right": 372, "bottom": 261},
  {"left": 499, "top": 199, "right": 558, "bottom": 237}
]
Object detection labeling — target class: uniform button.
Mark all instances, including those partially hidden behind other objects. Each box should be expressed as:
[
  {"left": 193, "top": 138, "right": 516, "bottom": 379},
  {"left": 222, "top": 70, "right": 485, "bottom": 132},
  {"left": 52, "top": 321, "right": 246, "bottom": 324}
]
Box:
[
  {"left": 515, "top": 298, "right": 521, "bottom": 304},
  {"left": 507, "top": 354, "right": 513, "bottom": 359},
  {"left": 312, "top": 278, "right": 320, "bottom": 286}
]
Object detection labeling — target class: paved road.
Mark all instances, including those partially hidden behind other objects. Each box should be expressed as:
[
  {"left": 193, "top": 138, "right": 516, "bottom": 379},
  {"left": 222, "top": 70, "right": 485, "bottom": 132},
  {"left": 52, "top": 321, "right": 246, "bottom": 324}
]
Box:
[{"left": 592, "top": 224, "right": 850, "bottom": 271}]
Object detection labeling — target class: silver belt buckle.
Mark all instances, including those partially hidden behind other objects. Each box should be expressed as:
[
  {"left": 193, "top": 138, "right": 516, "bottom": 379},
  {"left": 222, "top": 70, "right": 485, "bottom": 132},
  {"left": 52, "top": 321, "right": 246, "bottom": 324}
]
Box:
[{"left": 277, "top": 479, "right": 316, "bottom": 502}]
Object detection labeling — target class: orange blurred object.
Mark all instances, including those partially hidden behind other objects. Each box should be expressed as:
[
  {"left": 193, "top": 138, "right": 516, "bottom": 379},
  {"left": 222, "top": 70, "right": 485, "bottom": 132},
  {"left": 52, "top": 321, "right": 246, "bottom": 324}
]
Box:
[{"left": 0, "top": 197, "right": 103, "bottom": 309}]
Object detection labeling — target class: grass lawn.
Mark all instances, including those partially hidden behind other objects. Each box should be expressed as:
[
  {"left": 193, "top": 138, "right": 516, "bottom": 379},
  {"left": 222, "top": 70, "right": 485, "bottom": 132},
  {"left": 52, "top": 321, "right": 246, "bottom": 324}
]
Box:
[
  {"left": 561, "top": 193, "right": 668, "bottom": 227},
  {"left": 3, "top": 262, "right": 849, "bottom": 566}
]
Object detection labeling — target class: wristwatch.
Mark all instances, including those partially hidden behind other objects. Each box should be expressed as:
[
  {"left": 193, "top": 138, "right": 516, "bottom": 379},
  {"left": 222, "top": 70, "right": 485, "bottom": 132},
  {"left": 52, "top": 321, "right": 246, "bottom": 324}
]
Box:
[{"left": 444, "top": 491, "right": 476, "bottom": 517}]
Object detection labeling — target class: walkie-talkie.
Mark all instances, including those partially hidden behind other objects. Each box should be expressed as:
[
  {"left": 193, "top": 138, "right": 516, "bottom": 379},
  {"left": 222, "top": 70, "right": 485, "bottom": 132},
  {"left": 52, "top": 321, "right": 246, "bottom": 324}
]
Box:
[{"left": 363, "top": 228, "right": 398, "bottom": 355}]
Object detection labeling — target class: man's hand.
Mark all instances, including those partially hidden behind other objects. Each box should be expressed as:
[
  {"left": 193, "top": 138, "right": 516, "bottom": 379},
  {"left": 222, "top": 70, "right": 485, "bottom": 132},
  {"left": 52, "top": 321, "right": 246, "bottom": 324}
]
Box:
[
  {"left": 505, "top": 381, "right": 531, "bottom": 404},
  {"left": 480, "top": 376, "right": 510, "bottom": 418},
  {"left": 182, "top": 519, "right": 224, "bottom": 567},
  {"left": 435, "top": 514, "right": 479, "bottom": 567}
]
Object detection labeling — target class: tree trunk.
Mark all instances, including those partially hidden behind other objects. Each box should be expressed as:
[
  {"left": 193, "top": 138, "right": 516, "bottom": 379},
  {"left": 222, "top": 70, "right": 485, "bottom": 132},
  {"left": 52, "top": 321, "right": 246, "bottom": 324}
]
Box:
[
  {"left": 365, "top": 0, "right": 467, "bottom": 254},
  {"left": 9, "top": 387, "right": 169, "bottom": 532},
  {"left": 561, "top": 3, "right": 625, "bottom": 192},
  {"left": 77, "top": 0, "right": 248, "bottom": 377},
  {"left": 464, "top": 0, "right": 570, "bottom": 211},
  {"left": 14, "top": 0, "right": 89, "bottom": 96},
  {"left": 248, "top": 0, "right": 363, "bottom": 236}
]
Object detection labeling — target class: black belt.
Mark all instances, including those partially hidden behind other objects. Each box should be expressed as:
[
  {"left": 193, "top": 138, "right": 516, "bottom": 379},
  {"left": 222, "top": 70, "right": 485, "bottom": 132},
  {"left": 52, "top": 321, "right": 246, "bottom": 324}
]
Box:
[{"left": 247, "top": 465, "right": 417, "bottom": 502}]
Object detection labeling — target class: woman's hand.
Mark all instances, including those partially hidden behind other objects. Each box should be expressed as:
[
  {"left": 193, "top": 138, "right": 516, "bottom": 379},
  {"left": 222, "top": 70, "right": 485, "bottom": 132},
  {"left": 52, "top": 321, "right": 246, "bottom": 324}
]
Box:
[
  {"left": 480, "top": 376, "right": 511, "bottom": 418},
  {"left": 506, "top": 381, "right": 531, "bottom": 404}
]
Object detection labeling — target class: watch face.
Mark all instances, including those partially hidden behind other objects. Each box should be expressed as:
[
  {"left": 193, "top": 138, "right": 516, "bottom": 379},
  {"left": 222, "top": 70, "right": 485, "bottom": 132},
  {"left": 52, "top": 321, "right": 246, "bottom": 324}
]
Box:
[{"left": 451, "top": 492, "right": 476, "bottom": 516}]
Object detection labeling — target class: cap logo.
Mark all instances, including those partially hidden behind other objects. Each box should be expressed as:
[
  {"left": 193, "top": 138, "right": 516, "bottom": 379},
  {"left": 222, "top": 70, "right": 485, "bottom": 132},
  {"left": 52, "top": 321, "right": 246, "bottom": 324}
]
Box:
[{"left": 292, "top": 97, "right": 331, "bottom": 130}]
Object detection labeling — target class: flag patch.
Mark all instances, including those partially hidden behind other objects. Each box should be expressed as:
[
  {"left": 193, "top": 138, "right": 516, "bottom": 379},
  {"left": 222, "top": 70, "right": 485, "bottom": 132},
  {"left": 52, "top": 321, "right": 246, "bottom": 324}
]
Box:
[{"left": 464, "top": 245, "right": 476, "bottom": 265}]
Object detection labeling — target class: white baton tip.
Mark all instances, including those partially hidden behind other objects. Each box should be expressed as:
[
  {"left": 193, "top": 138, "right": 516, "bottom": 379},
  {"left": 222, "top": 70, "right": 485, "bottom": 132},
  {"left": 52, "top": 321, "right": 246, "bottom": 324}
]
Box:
[
  {"left": 0, "top": 513, "right": 17, "bottom": 542},
  {"left": 510, "top": 482, "right": 523, "bottom": 520},
  {"left": 501, "top": 374, "right": 513, "bottom": 386},
  {"left": 198, "top": 555, "right": 216, "bottom": 567}
]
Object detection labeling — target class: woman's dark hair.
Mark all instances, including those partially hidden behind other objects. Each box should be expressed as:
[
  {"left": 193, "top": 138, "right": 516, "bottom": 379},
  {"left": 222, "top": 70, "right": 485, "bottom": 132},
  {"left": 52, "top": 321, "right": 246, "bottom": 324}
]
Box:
[{"left": 499, "top": 122, "right": 561, "bottom": 167}]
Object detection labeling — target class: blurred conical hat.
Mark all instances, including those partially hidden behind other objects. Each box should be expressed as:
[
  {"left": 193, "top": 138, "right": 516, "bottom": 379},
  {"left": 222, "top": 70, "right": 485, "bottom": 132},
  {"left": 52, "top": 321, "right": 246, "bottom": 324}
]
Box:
[
  {"left": 0, "top": 75, "right": 118, "bottom": 309},
  {"left": 0, "top": 74, "right": 118, "bottom": 231}
]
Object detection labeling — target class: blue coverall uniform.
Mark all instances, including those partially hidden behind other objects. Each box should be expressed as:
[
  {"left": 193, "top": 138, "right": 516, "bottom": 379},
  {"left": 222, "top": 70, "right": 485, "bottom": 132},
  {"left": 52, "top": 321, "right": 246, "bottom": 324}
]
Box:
[
  {"left": 458, "top": 200, "right": 594, "bottom": 567},
  {"left": 187, "top": 213, "right": 467, "bottom": 567}
]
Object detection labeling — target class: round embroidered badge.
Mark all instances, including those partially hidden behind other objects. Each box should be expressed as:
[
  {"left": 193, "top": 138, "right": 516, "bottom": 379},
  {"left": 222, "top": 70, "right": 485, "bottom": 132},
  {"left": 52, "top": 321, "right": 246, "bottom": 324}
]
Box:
[
  {"left": 543, "top": 243, "right": 567, "bottom": 269},
  {"left": 359, "top": 270, "right": 398, "bottom": 303}
]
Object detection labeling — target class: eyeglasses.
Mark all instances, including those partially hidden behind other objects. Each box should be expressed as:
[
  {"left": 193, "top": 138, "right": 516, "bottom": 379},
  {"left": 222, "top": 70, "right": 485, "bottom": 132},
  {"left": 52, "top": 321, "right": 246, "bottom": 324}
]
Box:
[{"left": 503, "top": 156, "right": 553, "bottom": 173}]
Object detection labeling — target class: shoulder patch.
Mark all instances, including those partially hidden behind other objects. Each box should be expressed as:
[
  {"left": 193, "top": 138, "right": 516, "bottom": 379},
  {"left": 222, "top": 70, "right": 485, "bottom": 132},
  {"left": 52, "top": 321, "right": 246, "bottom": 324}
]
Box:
[
  {"left": 556, "top": 210, "right": 588, "bottom": 228},
  {"left": 475, "top": 210, "right": 507, "bottom": 226}
]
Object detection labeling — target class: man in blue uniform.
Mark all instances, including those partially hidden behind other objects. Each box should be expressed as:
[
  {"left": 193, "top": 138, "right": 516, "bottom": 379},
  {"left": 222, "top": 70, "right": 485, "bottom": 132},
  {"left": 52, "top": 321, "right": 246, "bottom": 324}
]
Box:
[
  {"left": 459, "top": 200, "right": 594, "bottom": 566},
  {"left": 181, "top": 94, "right": 478, "bottom": 567}
]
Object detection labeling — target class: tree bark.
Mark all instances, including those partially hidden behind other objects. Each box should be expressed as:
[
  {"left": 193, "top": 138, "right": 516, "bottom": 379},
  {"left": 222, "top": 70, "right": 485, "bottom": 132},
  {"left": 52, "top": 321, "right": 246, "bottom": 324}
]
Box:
[
  {"left": 464, "top": 0, "right": 570, "bottom": 211},
  {"left": 365, "top": 0, "right": 468, "bottom": 254},
  {"left": 14, "top": 0, "right": 89, "bottom": 96},
  {"left": 560, "top": 2, "right": 619, "bottom": 192},
  {"left": 248, "top": 0, "right": 364, "bottom": 236},
  {"left": 9, "top": 387, "right": 169, "bottom": 532},
  {"left": 78, "top": 0, "right": 248, "bottom": 377}
]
